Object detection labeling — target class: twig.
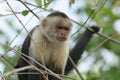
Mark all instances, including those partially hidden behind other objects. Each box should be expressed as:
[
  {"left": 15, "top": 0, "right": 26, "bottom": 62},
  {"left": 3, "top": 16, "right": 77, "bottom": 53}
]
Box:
[
  {"left": 71, "top": 19, "right": 120, "bottom": 45},
  {"left": 0, "top": 42, "right": 64, "bottom": 80},
  {"left": 71, "top": 0, "right": 107, "bottom": 36},
  {"left": 0, "top": 66, "right": 34, "bottom": 78},
  {"left": 5, "top": 0, "right": 46, "bottom": 68},
  {"left": 60, "top": 74, "right": 77, "bottom": 80},
  {"left": 18, "top": 0, "right": 40, "bottom": 20},
  {"left": 68, "top": 56, "right": 85, "bottom": 80},
  {"left": 9, "top": 46, "right": 64, "bottom": 80},
  {"left": 81, "top": 33, "right": 118, "bottom": 62}
]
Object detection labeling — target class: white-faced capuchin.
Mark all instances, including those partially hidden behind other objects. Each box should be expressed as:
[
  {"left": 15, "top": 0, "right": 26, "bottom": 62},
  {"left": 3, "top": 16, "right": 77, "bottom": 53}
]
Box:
[{"left": 15, "top": 11, "right": 100, "bottom": 80}]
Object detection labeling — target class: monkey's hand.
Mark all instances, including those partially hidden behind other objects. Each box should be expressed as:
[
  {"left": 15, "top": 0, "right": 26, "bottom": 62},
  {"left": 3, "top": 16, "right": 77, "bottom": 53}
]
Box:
[{"left": 87, "top": 26, "right": 100, "bottom": 33}]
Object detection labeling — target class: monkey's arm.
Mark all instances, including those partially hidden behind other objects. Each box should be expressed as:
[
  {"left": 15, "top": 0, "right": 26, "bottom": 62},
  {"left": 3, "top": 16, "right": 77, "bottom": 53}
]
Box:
[
  {"left": 65, "top": 26, "right": 100, "bottom": 74},
  {"left": 15, "top": 26, "right": 38, "bottom": 68},
  {"left": 15, "top": 26, "right": 39, "bottom": 80}
]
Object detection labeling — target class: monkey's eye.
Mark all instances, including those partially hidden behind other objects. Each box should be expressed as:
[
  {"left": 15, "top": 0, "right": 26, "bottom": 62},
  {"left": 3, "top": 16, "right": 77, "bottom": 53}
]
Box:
[
  {"left": 64, "top": 27, "right": 69, "bottom": 31},
  {"left": 57, "top": 26, "right": 63, "bottom": 30},
  {"left": 57, "top": 26, "right": 69, "bottom": 31}
]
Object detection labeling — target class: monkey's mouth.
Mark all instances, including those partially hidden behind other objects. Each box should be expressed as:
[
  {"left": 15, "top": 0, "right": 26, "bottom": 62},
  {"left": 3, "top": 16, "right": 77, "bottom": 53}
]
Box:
[{"left": 56, "top": 37, "right": 67, "bottom": 41}]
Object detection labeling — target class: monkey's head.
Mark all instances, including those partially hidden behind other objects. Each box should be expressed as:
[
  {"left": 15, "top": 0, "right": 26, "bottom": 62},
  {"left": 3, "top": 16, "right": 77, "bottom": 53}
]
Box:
[{"left": 40, "top": 12, "right": 72, "bottom": 43}]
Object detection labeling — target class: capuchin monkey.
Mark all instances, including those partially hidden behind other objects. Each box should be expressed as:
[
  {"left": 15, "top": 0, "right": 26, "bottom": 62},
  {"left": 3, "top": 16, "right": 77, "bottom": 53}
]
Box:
[
  {"left": 16, "top": 11, "right": 72, "bottom": 80},
  {"left": 15, "top": 11, "right": 100, "bottom": 80}
]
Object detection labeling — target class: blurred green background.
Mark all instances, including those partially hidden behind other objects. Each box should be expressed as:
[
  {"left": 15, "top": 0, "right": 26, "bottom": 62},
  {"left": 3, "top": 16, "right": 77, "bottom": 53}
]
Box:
[{"left": 0, "top": 0, "right": 120, "bottom": 80}]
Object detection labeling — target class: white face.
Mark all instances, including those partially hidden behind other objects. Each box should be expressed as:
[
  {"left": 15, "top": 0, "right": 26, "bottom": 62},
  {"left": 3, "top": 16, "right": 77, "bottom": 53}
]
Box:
[{"left": 41, "top": 16, "right": 72, "bottom": 43}]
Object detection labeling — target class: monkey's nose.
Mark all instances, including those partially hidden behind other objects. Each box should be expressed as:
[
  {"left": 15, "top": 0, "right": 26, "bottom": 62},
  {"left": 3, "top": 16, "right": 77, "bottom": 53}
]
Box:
[{"left": 61, "top": 33, "right": 65, "bottom": 37}]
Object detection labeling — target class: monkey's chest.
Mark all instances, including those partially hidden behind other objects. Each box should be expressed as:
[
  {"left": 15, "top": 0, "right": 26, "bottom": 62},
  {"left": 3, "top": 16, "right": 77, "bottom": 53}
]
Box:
[
  {"left": 29, "top": 43, "right": 69, "bottom": 67},
  {"left": 43, "top": 49, "right": 68, "bottom": 68},
  {"left": 29, "top": 44, "right": 69, "bottom": 69}
]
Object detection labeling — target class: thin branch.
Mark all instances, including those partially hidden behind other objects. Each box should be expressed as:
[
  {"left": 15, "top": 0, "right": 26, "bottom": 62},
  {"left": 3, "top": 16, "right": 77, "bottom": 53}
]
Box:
[
  {"left": 60, "top": 74, "right": 77, "bottom": 80},
  {"left": 18, "top": 0, "right": 40, "bottom": 20},
  {"left": 0, "top": 42, "right": 65, "bottom": 80},
  {"left": 9, "top": 14, "right": 36, "bottom": 46},
  {"left": 71, "top": 0, "right": 107, "bottom": 37},
  {"left": 71, "top": 19, "right": 120, "bottom": 45},
  {"left": 0, "top": 66, "right": 34, "bottom": 78},
  {"left": 8, "top": 46, "right": 64, "bottom": 80},
  {"left": 81, "top": 33, "right": 118, "bottom": 62},
  {"left": 5, "top": 0, "right": 30, "bottom": 35},
  {"left": 71, "top": 9, "right": 95, "bottom": 37},
  {"left": 23, "top": 0, "right": 53, "bottom": 8},
  {"left": 5, "top": 0, "right": 48, "bottom": 70},
  {"left": 92, "top": 0, "right": 107, "bottom": 19},
  {"left": 68, "top": 56, "right": 85, "bottom": 80}
]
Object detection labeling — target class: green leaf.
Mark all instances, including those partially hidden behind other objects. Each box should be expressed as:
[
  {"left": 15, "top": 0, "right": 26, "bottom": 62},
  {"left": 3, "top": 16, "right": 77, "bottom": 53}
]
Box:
[
  {"left": 106, "top": 68, "right": 120, "bottom": 80},
  {"left": 47, "top": 0, "right": 52, "bottom": 2},
  {"left": 0, "top": 30, "right": 4, "bottom": 35},
  {"left": 35, "top": 0, "right": 42, "bottom": 7},
  {"left": 22, "top": 10, "right": 29, "bottom": 16},
  {"left": 70, "top": 0, "right": 75, "bottom": 4},
  {"left": 69, "top": 0, "right": 75, "bottom": 6},
  {"left": 0, "top": 14, "right": 4, "bottom": 17},
  {"left": 6, "top": 19, "right": 13, "bottom": 26},
  {"left": 44, "top": 0, "right": 47, "bottom": 9}
]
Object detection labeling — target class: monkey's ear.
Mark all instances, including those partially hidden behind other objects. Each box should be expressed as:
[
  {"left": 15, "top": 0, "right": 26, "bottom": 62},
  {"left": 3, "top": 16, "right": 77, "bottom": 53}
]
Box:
[{"left": 41, "top": 18, "right": 47, "bottom": 27}]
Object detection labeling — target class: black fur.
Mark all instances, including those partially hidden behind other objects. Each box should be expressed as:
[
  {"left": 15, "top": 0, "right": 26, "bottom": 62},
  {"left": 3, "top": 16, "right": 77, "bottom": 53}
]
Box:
[
  {"left": 47, "top": 11, "right": 69, "bottom": 18},
  {"left": 65, "top": 26, "right": 100, "bottom": 74},
  {"left": 15, "top": 25, "right": 39, "bottom": 80}
]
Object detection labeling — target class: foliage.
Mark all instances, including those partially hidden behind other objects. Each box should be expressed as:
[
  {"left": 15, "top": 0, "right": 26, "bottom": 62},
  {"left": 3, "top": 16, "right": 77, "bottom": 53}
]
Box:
[
  {"left": 0, "top": 0, "right": 120, "bottom": 80},
  {"left": 22, "top": 10, "right": 29, "bottom": 16}
]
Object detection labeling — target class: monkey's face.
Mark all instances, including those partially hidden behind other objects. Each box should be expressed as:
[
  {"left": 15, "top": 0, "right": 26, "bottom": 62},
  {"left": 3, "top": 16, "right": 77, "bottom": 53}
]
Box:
[
  {"left": 41, "top": 16, "right": 72, "bottom": 43},
  {"left": 55, "top": 26, "right": 71, "bottom": 41}
]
